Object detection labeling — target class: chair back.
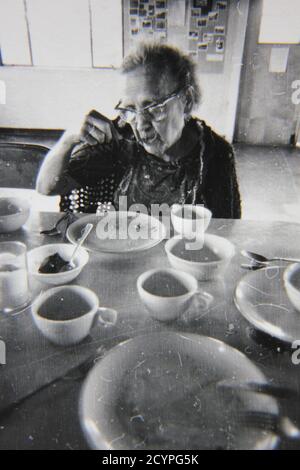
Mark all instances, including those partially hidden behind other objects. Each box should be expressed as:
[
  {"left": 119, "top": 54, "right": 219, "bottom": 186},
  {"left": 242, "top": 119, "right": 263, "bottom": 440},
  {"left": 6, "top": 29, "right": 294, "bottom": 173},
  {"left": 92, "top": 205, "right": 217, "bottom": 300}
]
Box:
[{"left": 0, "top": 142, "right": 49, "bottom": 189}]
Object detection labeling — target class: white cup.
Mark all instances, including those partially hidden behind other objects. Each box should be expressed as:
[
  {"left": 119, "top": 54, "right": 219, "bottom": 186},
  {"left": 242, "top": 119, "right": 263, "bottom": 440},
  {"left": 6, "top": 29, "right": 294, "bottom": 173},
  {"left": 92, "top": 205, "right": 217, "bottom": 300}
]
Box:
[
  {"left": 171, "top": 204, "right": 212, "bottom": 239},
  {"left": 31, "top": 285, "right": 117, "bottom": 346},
  {"left": 0, "top": 241, "right": 30, "bottom": 313},
  {"left": 137, "top": 268, "right": 213, "bottom": 322}
]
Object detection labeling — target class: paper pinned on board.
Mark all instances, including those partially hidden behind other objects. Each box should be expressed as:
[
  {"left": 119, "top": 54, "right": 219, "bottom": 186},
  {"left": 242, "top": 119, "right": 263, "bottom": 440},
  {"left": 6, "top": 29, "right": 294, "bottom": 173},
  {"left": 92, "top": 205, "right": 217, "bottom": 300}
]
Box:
[{"left": 168, "top": 0, "right": 186, "bottom": 27}]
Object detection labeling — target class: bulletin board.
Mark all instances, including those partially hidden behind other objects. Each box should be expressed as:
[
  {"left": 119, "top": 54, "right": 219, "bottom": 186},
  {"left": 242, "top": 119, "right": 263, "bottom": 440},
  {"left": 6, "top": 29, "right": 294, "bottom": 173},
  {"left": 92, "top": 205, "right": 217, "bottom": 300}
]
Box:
[
  {"left": 126, "top": 0, "right": 169, "bottom": 46},
  {"left": 188, "top": 0, "right": 228, "bottom": 73},
  {"left": 123, "top": 0, "right": 230, "bottom": 73}
]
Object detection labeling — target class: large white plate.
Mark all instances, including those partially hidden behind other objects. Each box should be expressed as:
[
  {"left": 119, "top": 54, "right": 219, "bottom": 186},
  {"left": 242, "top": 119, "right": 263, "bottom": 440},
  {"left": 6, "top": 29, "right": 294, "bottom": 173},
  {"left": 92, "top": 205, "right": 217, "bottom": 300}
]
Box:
[
  {"left": 235, "top": 267, "right": 300, "bottom": 344},
  {"left": 79, "top": 332, "right": 278, "bottom": 450},
  {"left": 67, "top": 211, "right": 166, "bottom": 254}
]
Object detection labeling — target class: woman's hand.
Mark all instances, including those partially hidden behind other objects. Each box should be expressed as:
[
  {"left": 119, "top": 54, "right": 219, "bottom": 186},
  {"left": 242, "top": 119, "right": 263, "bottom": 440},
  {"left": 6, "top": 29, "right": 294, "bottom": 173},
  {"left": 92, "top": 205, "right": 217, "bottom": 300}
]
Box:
[
  {"left": 36, "top": 109, "right": 120, "bottom": 196},
  {"left": 77, "top": 109, "right": 118, "bottom": 146}
]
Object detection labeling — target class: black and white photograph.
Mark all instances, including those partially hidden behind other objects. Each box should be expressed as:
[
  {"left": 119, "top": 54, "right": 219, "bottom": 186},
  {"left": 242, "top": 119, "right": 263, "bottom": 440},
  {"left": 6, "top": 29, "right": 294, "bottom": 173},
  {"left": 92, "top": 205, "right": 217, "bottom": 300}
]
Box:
[{"left": 0, "top": 0, "right": 300, "bottom": 453}]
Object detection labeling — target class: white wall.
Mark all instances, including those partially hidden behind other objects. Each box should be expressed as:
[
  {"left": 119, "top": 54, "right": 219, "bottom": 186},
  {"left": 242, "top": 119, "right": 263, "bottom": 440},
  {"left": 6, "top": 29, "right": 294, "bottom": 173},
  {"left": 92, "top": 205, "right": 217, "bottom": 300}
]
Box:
[
  {"left": 0, "top": 66, "right": 122, "bottom": 129},
  {"left": 0, "top": 0, "right": 249, "bottom": 142}
]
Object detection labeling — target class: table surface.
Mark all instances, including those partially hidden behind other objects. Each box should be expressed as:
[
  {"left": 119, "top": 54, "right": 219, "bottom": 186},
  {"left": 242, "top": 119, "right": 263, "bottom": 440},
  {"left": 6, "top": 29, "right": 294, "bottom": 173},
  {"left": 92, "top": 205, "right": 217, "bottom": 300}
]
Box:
[{"left": 1, "top": 213, "right": 300, "bottom": 450}]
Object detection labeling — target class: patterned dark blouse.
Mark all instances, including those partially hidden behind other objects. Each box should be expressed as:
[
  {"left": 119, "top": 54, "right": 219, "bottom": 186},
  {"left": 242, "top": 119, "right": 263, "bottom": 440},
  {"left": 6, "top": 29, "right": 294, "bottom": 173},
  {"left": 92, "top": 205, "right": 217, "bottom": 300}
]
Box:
[{"left": 60, "top": 118, "right": 241, "bottom": 219}]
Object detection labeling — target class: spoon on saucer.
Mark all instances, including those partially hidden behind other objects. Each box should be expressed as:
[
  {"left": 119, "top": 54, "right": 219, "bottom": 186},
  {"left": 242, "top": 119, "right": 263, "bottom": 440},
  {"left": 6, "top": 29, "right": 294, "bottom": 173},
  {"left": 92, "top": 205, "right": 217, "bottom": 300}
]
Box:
[{"left": 241, "top": 250, "right": 300, "bottom": 265}]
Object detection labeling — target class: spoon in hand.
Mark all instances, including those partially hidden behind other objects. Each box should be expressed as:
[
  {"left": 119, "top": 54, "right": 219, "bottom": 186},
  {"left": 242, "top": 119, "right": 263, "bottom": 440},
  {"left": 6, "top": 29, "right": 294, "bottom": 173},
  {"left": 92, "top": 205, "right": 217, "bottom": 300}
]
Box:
[{"left": 241, "top": 250, "right": 300, "bottom": 265}]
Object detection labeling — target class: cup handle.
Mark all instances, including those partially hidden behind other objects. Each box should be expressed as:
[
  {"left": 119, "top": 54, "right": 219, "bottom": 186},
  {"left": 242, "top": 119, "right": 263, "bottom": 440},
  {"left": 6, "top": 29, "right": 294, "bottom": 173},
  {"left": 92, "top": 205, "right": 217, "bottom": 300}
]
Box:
[
  {"left": 97, "top": 307, "right": 118, "bottom": 326},
  {"left": 171, "top": 203, "right": 181, "bottom": 213},
  {"left": 194, "top": 290, "right": 213, "bottom": 310}
]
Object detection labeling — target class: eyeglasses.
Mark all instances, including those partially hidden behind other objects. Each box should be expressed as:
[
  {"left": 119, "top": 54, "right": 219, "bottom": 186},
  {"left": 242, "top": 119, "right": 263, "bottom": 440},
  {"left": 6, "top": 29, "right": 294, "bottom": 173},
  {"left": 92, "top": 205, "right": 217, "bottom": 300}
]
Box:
[{"left": 115, "top": 87, "right": 186, "bottom": 124}]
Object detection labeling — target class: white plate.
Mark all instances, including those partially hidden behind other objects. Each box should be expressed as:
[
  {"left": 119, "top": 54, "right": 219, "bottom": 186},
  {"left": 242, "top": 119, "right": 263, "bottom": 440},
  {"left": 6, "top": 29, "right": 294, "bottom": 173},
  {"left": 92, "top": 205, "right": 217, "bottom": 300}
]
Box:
[
  {"left": 235, "top": 266, "right": 300, "bottom": 344},
  {"left": 67, "top": 212, "right": 166, "bottom": 254},
  {"left": 79, "top": 332, "right": 278, "bottom": 450}
]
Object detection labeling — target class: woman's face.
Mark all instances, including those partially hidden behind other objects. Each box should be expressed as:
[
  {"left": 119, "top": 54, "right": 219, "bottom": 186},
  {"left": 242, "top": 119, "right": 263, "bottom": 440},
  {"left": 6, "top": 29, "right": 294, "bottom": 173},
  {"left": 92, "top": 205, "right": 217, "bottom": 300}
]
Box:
[{"left": 120, "top": 66, "right": 187, "bottom": 158}]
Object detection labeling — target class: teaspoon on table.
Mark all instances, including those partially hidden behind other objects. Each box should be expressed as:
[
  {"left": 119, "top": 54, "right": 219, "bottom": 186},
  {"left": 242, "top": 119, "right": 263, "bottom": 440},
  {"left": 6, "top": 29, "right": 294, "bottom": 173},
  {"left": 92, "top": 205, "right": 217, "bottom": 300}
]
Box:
[{"left": 241, "top": 250, "right": 300, "bottom": 265}]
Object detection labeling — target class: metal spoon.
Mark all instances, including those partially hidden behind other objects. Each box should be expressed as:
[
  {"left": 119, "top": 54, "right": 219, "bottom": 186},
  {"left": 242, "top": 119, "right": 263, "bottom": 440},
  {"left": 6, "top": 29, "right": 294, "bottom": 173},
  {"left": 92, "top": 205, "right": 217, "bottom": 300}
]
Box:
[
  {"left": 241, "top": 250, "right": 300, "bottom": 265},
  {"left": 58, "top": 223, "right": 93, "bottom": 272},
  {"left": 237, "top": 411, "right": 300, "bottom": 440},
  {"left": 240, "top": 263, "right": 265, "bottom": 271},
  {"left": 40, "top": 213, "right": 78, "bottom": 237},
  {"left": 217, "top": 379, "right": 299, "bottom": 400},
  {"left": 67, "top": 223, "right": 93, "bottom": 268}
]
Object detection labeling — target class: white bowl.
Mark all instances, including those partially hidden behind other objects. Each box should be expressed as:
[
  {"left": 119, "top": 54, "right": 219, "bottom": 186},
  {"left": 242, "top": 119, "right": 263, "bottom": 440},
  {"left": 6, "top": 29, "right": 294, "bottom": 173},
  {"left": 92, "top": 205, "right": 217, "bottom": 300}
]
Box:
[
  {"left": 28, "top": 243, "right": 89, "bottom": 286},
  {"left": 165, "top": 234, "right": 235, "bottom": 281},
  {"left": 284, "top": 263, "right": 300, "bottom": 313},
  {"left": 0, "top": 197, "right": 30, "bottom": 233},
  {"left": 171, "top": 204, "right": 212, "bottom": 238}
]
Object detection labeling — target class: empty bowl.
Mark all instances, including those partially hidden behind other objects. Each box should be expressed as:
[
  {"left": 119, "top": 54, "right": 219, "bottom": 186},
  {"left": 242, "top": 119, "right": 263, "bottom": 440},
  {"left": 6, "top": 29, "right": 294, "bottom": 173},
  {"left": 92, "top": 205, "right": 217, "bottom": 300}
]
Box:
[
  {"left": 0, "top": 197, "right": 30, "bottom": 233},
  {"left": 28, "top": 243, "right": 89, "bottom": 286},
  {"left": 284, "top": 263, "right": 300, "bottom": 313},
  {"left": 171, "top": 204, "right": 212, "bottom": 238},
  {"left": 165, "top": 234, "right": 235, "bottom": 281}
]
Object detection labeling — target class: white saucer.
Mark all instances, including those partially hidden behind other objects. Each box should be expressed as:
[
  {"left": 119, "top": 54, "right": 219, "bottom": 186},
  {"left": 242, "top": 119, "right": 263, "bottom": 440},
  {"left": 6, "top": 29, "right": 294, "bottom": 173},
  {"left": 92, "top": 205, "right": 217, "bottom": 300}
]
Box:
[
  {"left": 67, "top": 211, "right": 166, "bottom": 254},
  {"left": 235, "top": 266, "right": 300, "bottom": 344},
  {"left": 80, "top": 332, "right": 278, "bottom": 450}
]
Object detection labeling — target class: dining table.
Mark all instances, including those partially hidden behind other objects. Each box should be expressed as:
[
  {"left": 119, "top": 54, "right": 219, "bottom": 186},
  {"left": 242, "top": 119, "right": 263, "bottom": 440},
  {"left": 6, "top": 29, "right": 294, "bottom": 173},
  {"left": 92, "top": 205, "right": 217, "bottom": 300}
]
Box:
[{"left": 1, "top": 211, "right": 300, "bottom": 450}]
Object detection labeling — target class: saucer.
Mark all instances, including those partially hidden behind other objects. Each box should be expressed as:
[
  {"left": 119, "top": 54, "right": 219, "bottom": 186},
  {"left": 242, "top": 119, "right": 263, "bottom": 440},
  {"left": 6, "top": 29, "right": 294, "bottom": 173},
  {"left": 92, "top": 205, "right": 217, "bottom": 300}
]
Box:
[
  {"left": 80, "top": 332, "right": 278, "bottom": 450},
  {"left": 67, "top": 212, "right": 166, "bottom": 254},
  {"left": 235, "top": 266, "right": 300, "bottom": 344}
]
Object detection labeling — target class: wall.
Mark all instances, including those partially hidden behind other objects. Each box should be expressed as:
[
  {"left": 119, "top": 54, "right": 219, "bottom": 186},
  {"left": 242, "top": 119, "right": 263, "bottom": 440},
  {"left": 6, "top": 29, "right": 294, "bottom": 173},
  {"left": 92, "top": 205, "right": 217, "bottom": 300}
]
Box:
[
  {"left": 0, "top": 0, "right": 249, "bottom": 143},
  {"left": 234, "top": 0, "right": 300, "bottom": 145},
  {"left": 0, "top": 0, "right": 123, "bottom": 129},
  {"left": 193, "top": 0, "right": 249, "bottom": 141},
  {"left": 0, "top": 67, "right": 122, "bottom": 129}
]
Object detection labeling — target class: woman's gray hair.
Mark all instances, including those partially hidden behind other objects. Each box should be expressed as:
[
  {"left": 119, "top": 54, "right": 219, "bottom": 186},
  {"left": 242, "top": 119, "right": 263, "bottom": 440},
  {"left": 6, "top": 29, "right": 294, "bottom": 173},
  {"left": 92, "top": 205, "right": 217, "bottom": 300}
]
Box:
[{"left": 121, "top": 42, "right": 201, "bottom": 109}]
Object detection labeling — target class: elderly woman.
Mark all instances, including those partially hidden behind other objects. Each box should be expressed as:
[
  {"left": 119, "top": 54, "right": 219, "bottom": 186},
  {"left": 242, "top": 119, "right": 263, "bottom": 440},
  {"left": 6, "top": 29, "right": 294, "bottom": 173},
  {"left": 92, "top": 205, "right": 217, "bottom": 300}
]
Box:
[{"left": 37, "top": 43, "right": 241, "bottom": 218}]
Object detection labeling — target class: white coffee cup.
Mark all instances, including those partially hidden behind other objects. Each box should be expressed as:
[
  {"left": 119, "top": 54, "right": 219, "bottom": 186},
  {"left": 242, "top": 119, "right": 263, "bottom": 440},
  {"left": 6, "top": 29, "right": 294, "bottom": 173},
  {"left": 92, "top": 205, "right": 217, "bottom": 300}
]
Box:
[
  {"left": 137, "top": 268, "right": 213, "bottom": 322},
  {"left": 31, "top": 285, "right": 117, "bottom": 346},
  {"left": 171, "top": 204, "right": 212, "bottom": 239}
]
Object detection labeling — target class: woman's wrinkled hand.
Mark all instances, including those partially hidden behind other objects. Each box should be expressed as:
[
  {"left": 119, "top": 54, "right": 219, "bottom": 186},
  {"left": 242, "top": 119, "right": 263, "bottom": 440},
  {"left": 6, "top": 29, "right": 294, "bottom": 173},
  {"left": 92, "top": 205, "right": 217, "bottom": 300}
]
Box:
[
  {"left": 79, "top": 109, "right": 116, "bottom": 146},
  {"left": 65, "top": 109, "right": 121, "bottom": 147}
]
